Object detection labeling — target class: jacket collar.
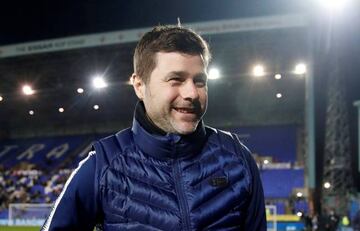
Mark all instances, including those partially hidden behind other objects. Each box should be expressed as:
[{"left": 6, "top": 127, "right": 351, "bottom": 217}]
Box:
[
  {"left": 131, "top": 113, "right": 207, "bottom": 160},
  {"left": 134, "top": 101, "right": 167, "bottom": 136}
]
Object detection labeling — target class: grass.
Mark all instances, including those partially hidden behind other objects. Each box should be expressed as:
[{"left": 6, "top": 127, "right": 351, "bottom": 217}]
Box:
[{"left": 0, "top": 226, "right": 40, "bottom": 231}]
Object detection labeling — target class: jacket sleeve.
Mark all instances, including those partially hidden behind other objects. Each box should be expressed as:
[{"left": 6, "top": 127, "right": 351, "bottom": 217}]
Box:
[
  {"left": 41, "top": 151, "right": 100, "bottom": 231},
  {"left": 236, "top": 137, "right": 267, "bottom": 231}
]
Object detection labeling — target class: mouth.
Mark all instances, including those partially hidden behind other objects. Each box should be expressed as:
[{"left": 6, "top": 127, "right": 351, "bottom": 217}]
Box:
[{"left": 173, "top": 107, "right": 196, "bottom": 114}]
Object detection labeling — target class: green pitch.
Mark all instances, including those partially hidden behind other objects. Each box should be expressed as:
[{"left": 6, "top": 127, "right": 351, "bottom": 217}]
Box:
[{"left": 0, "top": 226, "right": 40, "bottom": 231}]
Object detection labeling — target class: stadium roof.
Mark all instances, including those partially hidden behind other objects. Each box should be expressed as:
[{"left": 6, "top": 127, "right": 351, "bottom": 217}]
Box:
[{"left": 0, "top": 0, "right": 359, "bottom": 138}]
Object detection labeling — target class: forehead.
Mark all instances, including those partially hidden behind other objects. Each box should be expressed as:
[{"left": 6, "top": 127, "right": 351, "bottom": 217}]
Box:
[{"left": 153, "top": 52, "right": 206, "bottom": 73}]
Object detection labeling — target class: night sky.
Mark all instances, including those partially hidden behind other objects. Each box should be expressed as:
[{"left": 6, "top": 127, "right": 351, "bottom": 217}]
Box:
[{"left": 0, "top": 0, "right": 306, "bottom": 45}]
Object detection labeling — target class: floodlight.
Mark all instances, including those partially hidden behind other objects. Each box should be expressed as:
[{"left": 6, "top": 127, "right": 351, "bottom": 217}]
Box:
[
  {"left": 297, "top": 212, "right": 303, "bottom": 217},
  {"left": 58, "top": 107, "right": 65, "bottom": 113},
  {"left": 29, "top": 110, "right": 34, "bottom": 115},
  {"left": 275, "top": 74, "right": 282, "bottom": 80},
  {"left": 276, "top": 93, "right": 282, "bottom": 98},
  {"left": 93, "top": 105, "right": 99, "bottom": 110},
  {"left": 0, "top": 96, "right": 3, "bottom": 102},
  {"left": 296, "top": 192, "right": 303, "bottom": 198},
  {"left": 318, "top": 0, "right": 350, "bottom": 12},
  {"left": 22, "top": 85, "right": 35, "bottom": 95},
  {"left": 253, "top": 65, "right": 265, "bottom": 77},
  {"left": 92, "top": 75, "right": 108, "bottom": 89},
  {"left": 77, "top": 88, "right": 84, "bottom": 94},
  {"left": 324, "top": 182, "right": 331, "bottom": 189},
  {"left": 208, "top": 68, "right": 220, "bottom": 80},
  {"left": 294, "top": 63, "right": 306, "bottom": 75},
  {"left": 263, "top": 159, "right": 269, "bottom": 165}
]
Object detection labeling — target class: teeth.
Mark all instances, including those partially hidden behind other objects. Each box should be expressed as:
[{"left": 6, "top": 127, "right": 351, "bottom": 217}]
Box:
[{"left": 176, "top": 108, "right": 194, "bottom": 113}]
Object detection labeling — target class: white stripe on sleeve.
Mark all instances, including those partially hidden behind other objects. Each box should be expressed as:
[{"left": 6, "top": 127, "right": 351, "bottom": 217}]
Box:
[{"left": 42, "top": 150, "right": 96, "bottom": 231}]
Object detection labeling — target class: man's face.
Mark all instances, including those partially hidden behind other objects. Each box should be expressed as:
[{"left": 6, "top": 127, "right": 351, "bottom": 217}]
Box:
[{"left": 133, "top": 52, "right": 208, "bottom": 135}]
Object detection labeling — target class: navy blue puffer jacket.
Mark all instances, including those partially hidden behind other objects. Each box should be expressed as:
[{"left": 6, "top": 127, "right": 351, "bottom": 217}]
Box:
[{"left": 42, "top": 119, "right": 266, "bottom": 231}]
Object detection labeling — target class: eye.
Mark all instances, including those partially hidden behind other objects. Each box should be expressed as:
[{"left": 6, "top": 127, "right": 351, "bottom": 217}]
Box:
[
  {"left": 169, "top": 77, "right": 182, "bottom": 82},
  {"left": 167, "top": 76, "right": 184, "bottom": 86},
  {"left": 194, "top": 75, "right": 207, "bottom": 87}
]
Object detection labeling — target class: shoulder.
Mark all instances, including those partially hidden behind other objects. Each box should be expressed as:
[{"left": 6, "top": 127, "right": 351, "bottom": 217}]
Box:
[
  {"left": 205, "top": 126, "right": 257, "bottom": 174},
  {"left": 205, "top": 126, "right": 251, "bottom": 156},
  {"left": 92, "top": 127, "right": 133, "bottom": 166}
]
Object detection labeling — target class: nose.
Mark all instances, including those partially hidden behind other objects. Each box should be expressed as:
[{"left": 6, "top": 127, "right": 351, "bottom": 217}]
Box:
[{"left": 180, "top": 80, "right": 199, "bottom": 100}]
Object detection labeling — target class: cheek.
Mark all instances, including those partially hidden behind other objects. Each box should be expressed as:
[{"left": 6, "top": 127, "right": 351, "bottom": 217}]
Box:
[
  {"left": 148, "top": 89, "right": 177, "bottom": 113},
  {"left": 161, "top": 88, "right": 179, "bottom": 103},
  {"left": 200, "top": 90, "right": 208, "bottom": 103}
]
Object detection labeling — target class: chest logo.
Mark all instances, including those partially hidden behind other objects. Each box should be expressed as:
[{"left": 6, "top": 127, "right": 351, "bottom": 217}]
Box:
[{"left": 209, "top": 176, "right": 228, "bottom": 187}]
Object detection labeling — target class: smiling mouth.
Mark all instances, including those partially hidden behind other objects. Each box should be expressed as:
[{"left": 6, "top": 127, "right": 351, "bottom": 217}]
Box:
[{"left": 174, "top": 107, "right": 196, "bottom": 114}]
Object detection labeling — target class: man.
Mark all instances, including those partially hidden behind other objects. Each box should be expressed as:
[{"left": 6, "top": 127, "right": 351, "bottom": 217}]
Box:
[{"left": 42, "top": 25, "right": 266, "bottom": 231}]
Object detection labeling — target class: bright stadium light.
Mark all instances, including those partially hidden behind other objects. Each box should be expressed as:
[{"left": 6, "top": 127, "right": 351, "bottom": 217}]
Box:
[
  {"left": 58, "top": 107, "right": 65, "bottom": 113},
  {"left": 297, "top": 212, "right": 303, "bottom": 217},
  {"left": 274, "top": 74, "right": 282, "bottom": 80},
  {"left": 22, "top": 85, "right": 35, "bottom": 95},
  {"left": 93, "top": 105, "right": 99, "bottom": 110},
  {"left": 324, "top": 182, "right": 331, "bottom": 189},
  {"left": 92, "top": 75, "right": 108, "bottom": 89},
  {"left": 276, "top": 93, "right": 282, "bottom": 98},
  {"left": 208, "top": 67, "right": 220, "bottom": 80},
  {"left": 253, "top": 65, "right": 265, "bottom": 77},
  {"left": 263, "top": 159, "right": 269, "bottom": 165},
  {"left": 77, "top": 88, "right": 84, "bottom": 94},
  {"left": 294, "top": 63, "right": 307, "bottom": 75},
  {"left": 0, "top": 96, "right": 3, "bottom": 102},
  {"left": 317, "top": 0, "right": 350, "bottom": 13},
  {"left": 296, "top": 192, "right": 303, "bottom": 198},
  {"left": 29, "top": 110, "right": 34, "bottom": 115}
]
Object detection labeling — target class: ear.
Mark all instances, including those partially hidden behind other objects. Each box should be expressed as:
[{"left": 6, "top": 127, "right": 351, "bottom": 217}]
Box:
[{"left": 131, "top": 73, "right": 145, "bottom": 100}]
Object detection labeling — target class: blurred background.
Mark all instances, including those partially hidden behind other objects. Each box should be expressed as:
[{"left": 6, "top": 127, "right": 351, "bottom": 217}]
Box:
[{"left": 0, "top": 0, "right": 359, "bottom": 230}]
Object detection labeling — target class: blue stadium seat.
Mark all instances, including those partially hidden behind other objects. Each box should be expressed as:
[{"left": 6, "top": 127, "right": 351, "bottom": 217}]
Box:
[
  {"left": 0, "top": 209, "right": 8, "bottom": 219},
  {"left": 261, "top": 169, "right": 304, "bottom": 198}
]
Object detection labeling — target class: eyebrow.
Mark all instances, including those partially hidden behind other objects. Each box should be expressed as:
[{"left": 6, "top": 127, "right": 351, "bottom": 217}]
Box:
[
  {"left": 166, "top": 71, "right": 188, "bottom": 78},
  {"left": 165, "top": 71, "right": 207, "bottom": 79}
]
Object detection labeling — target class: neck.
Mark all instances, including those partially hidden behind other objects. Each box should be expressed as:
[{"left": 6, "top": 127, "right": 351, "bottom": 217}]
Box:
[{"left": 135, "top": 101, "right": 167, "bottom": 136}]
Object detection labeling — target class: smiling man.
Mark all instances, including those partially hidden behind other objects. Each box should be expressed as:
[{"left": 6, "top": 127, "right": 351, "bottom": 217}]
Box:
[
  {"left": 133, "top": 51, "right": 208, "bottom": 135},
  {"left": 42, "top": 25, "right": 266, "bottom": 231}
]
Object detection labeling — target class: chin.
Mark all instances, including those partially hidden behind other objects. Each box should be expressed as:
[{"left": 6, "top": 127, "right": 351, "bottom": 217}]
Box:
[
  {"left": 176, "top": 130, "right": 194, "bottom": 135},
  {"left": 173, "top": 122, "right": 198, "bottom": 135}
]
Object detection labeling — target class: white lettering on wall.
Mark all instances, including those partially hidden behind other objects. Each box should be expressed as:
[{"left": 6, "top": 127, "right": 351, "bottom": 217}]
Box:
[
  {"left": 0, "top": 145, "right": 18, "bottom": 158},
  {"left": 46, "top": 143, "right": 70, "bottom": 159},
  {"left": 17, "top": 144, "right": 45, "bottom": 160}
]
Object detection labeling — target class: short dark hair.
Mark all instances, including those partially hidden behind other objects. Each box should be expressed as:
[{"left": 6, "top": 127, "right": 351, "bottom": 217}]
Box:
[{"left": 133, "top": 25, "right": 211, "bottom": 82}]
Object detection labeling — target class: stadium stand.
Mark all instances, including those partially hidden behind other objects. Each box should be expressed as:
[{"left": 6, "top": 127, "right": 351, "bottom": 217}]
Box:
[
  {"left": 230, "top": 125, "right": 298, "bottom": 163},
  {"left": 261, "top": 169, "right": 304, "bottom": 198},
  {"left": 0, "top": 135, "right": 95, "bottom": 220},
  {"left": 0, "top": 135, "right": 94, "bottom": 170},
  {"left": 0, "top": 168, "right": 71, "bottom": 217}
]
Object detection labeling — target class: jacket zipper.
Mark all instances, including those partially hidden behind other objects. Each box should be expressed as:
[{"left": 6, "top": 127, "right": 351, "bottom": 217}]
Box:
[{"left": 174, "top": 159, "right": 191, "bottom": 231}]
